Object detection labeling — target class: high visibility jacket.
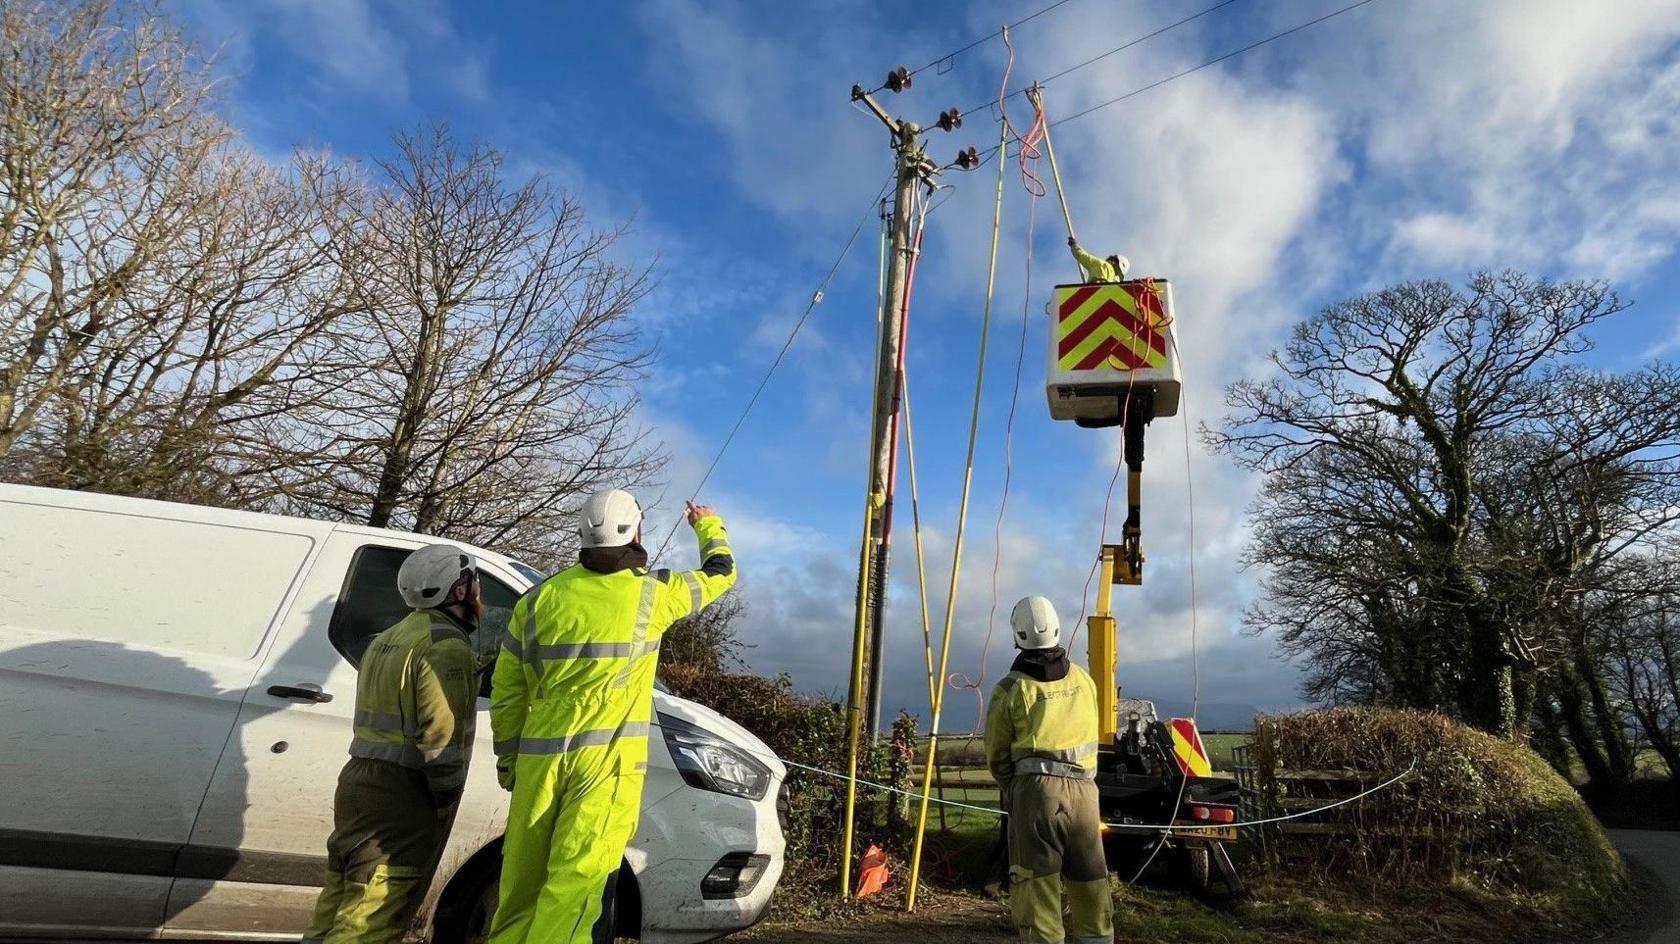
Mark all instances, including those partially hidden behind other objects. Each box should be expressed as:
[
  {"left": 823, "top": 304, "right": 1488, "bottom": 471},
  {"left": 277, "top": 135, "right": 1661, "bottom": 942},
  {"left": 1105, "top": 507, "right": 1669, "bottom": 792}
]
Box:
[
  {"left": 347, "top": 610, "right": 478, "bottom": 805},
  {"left": 489, "top": 515, "right": 737, "bottom": 769},
  {"left": 1070, "top": 244, "right": 1120, "bottom": 283},
  {"left": 985, "top": 658, "right": 1100, "bottom": 796}
]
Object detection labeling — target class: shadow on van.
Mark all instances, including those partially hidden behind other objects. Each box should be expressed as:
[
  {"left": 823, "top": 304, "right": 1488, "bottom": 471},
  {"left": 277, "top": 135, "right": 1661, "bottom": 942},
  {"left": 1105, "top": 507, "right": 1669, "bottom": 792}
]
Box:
[{"left": 0, "top": 639, "right": 257, "bottom": 931}]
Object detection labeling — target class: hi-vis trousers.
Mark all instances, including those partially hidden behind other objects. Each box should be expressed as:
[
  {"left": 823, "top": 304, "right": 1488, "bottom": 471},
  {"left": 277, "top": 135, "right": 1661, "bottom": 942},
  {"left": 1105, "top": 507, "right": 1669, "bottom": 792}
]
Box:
[
  {"left": 1006, "top": 773, "right": 1115, "bottom": 944},
  {"left": 305, "top": 759, "right": 454, "bottom": 944},
  {"left": 488, "top": 739, "right": 646, "bottom": 944}
]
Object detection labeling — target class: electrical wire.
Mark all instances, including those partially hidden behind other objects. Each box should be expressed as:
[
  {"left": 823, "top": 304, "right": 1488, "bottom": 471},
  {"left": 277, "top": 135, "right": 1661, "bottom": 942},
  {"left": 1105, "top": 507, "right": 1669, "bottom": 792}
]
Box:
[
  {"left": 976, "top": 0, "right": 1383, "bottom": 164},
  {"left": 651, "top": 175, "right": 892, "bottom": 561},
  {"left": 963, "top": 0, "right": 1247, "bottom": 117},
  {"left": 868, "top": 0, "right": 1084, "bottom": 93},
  {"left": 1054, "top": 0, "right": 1378, "bottom": 128}
]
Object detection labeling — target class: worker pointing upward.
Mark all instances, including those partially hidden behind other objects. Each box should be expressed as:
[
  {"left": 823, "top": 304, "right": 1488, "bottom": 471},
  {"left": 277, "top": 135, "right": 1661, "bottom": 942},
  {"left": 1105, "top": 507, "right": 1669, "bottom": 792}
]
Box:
[
  {"left": 986, "top": 596, "right": 1114, "bottom": 944},
  {"left": 489, "top": 491, "right": 738, "bottom": 944},
  {"left": 1069, "top": 236, "right": 1130, "bottom": 284}
]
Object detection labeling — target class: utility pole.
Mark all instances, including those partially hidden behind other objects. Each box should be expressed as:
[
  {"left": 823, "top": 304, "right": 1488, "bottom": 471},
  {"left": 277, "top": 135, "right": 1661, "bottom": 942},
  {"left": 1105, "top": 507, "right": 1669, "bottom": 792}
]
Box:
[
  {"left": 841, "top": 72, "right": 965, "bottom": 896},
  {"left": 861, "top": 102, "right": 923, "bottom": 739}
]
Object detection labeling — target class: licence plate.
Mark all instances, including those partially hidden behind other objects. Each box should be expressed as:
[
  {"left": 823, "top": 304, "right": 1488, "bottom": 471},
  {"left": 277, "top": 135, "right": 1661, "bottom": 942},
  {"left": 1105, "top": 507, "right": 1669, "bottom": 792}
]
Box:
[{"left": 1175, "top": 825, "right": 1236, "bottom": 841}]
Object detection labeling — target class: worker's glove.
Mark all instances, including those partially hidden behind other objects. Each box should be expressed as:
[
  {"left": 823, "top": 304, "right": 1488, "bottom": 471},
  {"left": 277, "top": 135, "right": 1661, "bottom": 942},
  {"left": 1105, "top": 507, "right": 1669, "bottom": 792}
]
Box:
[
  {"left": 496, "top": 756, "right": 516, "bottom": 791},
  {"left": 1067, "top": 236, "right": 1078, "bottom": 248}
]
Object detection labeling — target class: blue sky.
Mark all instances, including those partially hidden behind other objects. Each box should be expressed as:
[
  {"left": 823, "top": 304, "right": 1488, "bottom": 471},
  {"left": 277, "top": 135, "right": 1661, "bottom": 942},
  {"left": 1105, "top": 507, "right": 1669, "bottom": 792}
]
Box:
[{"left": 178, "top": 0, "right": 1680, "bottom": 732}]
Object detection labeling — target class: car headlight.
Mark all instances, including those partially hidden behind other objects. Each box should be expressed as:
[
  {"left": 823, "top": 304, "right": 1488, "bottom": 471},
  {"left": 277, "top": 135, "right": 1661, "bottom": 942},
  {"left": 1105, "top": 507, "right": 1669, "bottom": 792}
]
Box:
[{"left": 658, "top": 712, "right": 771, "bottom": 801}]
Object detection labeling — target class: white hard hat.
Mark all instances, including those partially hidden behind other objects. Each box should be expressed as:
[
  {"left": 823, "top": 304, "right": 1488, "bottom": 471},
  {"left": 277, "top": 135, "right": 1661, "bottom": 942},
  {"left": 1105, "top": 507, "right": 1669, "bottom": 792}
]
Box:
[
  {"left": 397, "top": 544, "right": 477, "bottom": 609},
  {"left": 578, "top": 489, "right": 643, "bottom": 548},
  {"left": 1011, "top": 596, "right": 1061, "bottom": 650},
  {"left": 1108, "top": 254, "right": 1131, "bottom": 279}
]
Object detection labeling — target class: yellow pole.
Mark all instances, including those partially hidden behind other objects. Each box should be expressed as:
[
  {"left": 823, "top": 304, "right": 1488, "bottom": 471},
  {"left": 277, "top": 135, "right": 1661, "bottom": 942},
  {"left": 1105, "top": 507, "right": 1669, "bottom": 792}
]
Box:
[
  {"left": 1089, "top": 547, "right": 1118, "bottom": 743},
  {"left": 906, "top": 117, "right": 1009, "bottom": 912},
  {"left": 840, "top": 498, "right": 878, "bottom": 897},
  {"left": 1030, "top": 85, "right": 1077, "bottom": 245},
  {"left": 902, "top": 370, "right": 947, "bottom": 832},
  {"left": 840, "top": 205, "right": 891, "bottom": 898},
  {"left": 900, "top": 370, "right": 937, "bottom": 715}
]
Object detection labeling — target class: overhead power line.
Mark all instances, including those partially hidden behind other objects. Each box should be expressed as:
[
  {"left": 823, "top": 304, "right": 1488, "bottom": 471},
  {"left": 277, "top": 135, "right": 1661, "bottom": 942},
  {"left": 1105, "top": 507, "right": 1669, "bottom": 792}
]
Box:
[
  {"left": 651, "top": 175, "right": 893, "bottom": 561},
  {"left": 964, "top": 0, "right": 1247, "bottom": 116},
  {"left": 908, "top": 0, "right": 1082, "bottom": 80},
  {"left": 1052, "top": 0, "right": 1380, "bottom": 128},
  {"left": 980, "top": 0, "right": 1382, "bottom": 161}
]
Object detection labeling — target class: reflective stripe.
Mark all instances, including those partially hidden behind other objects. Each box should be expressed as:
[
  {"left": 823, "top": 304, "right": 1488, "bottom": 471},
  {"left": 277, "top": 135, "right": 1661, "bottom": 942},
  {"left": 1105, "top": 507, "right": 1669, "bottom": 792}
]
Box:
[
  {"left": 614, "top": 576, "right": 660, "bottom": 689},
  {"left": 518, "top": 721, "right": 651, "bottom": 755},
  {"left": 500, "top": 629, "right": 524, "bottom": 660},
  {"left": 1011, "top": 743, "right": 1098, "bottom": 765},
  {"left": 354, "top": 709, "right": 415, "bottom": 736},
  {"left": 994, "top": 672, "right": 1025, "bottom": 693},
  {"left": 701, "top": 538, "right": 730, "bottom": 556},
  {"left": 494, "top": 738, "right": 520, "bottom": 756},
  {"left": 349, "top": 738, "right": 423, "bottom": 768},
  {"left": 534, "top": 641, "right": 635, "bottom": 660},
  {"left": 683, "top": 572, "right": 703, "bottom": 613},
  {"left": 1014, "top": 757, "right": 1095, "bottom": 779},
  {"left": 420, "top": 745, "right": 465, "bottom": 765}
]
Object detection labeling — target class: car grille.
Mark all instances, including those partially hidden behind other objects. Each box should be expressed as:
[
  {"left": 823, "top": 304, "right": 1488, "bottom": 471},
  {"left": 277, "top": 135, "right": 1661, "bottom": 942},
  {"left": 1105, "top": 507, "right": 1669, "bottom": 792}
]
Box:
[{"left": 776, "top": 781, "right": 790, "bottom": 833}]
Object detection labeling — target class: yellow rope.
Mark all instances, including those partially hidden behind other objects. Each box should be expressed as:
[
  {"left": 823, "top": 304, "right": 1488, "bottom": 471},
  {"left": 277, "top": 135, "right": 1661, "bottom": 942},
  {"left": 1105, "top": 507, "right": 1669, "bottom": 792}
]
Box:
[{"left": 905, "top": 116, "right": 1009, "bottom": 912}]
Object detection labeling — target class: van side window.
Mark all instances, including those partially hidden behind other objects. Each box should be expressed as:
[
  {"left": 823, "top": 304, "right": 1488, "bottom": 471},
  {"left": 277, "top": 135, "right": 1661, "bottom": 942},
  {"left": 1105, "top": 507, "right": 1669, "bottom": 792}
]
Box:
[{"left": 330, "top": 545, "right": 518, "bottom": 686}]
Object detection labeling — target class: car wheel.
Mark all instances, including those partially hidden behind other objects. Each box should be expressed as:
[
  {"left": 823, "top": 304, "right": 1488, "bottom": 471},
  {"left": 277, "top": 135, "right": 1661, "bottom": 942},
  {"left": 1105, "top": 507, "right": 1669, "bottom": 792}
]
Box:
[{"left": 453, "top": 864, "right": 630, "bottom": 944}]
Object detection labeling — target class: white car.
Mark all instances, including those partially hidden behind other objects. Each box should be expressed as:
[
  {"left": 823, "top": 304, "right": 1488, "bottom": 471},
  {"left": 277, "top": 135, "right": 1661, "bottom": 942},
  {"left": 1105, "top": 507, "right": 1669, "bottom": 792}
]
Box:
[{"left": 0, "top": 484, "right": 786, "bottom": 942}]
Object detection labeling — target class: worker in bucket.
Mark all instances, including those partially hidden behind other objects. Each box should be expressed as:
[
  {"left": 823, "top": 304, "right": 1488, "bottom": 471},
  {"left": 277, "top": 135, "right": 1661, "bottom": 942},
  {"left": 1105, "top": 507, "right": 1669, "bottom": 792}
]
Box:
[
  {"left": 489, "top": 491, "right": 738, "bottom": 944},
  {"left": 985, "top": 595, "right": 1114, "bottom": 944},
  {"left": 305, "top": 545, "right": 483, "bottom": 944},
  {"left": 1068, "top": 236, "right": 1129, "bottom": 283}
]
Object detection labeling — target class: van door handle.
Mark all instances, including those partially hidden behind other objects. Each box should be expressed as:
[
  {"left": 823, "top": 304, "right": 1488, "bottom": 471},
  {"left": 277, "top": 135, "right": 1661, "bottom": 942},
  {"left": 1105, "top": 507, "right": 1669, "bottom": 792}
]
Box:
[{"left": 267, "top": 684, "right": 333, "bottom": 704}]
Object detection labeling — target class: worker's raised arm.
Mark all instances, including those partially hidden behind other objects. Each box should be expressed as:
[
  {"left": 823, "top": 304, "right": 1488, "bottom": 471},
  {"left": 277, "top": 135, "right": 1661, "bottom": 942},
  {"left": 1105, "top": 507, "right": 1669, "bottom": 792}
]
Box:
[
  {"left": 414, "top": 630, "right": 477, "bottom": 808},
  {"left": 985, "top": 678, "right": 1018, "bottom": 797},
  {"left": 489, "top": 592, "right": 534, "bottom": 789},
  {"left": 1068, "top": 240, "right": 1114, "bottom": 283},
  {"left": 654, "top": 502, "right": 738, "bottom": 631}
]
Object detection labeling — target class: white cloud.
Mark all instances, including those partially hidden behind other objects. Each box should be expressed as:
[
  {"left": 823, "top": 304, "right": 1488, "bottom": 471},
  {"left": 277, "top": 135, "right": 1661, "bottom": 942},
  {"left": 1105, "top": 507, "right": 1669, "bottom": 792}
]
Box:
[
  {"left": 637, "top": 0, "right": 1680, "bottom": 723},
  {"left": 260, "top": 0, "right": 411, "bottom": 99},
  {"left": 182, "top": 0, "right": 494, "bottom": 105}
]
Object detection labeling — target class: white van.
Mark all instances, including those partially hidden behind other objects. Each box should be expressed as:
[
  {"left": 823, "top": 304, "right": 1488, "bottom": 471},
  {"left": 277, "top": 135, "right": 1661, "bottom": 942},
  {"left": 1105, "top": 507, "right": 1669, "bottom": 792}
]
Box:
[{"left": 0, "top": 484, "right": 785, "bottom": 942}]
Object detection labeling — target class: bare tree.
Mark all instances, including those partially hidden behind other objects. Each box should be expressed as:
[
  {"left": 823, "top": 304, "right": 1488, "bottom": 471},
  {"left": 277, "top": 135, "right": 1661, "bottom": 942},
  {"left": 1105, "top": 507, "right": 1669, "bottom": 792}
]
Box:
[
  {"left": 663, "top": 594, "right": 748, "bottom": 677},
  {"left": 276, "top": 126, "right": 661, "bottom": 566},
  {"left": 0, "top": 0, "right": 227, "bottom": 459},
  {"left": 15, "top": 150, "right": 366, "bottom": 504},
  {"left": 1602, "top": 557, "right": 1680, "bottom": 781},
  {"left": 1210, "top": 272, "right": 1680, "bottom": 741}
]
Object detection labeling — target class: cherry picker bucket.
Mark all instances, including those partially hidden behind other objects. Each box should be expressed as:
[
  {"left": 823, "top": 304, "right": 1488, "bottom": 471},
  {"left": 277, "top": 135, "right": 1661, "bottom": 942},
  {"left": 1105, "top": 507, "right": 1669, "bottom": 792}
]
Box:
[{"left": 1046, "top": 279, "right": 1181, "bottom": 426}]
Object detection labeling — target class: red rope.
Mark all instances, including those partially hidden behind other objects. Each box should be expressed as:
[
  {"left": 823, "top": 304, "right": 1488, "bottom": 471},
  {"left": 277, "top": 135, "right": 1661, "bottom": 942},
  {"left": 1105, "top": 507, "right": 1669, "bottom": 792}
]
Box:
[
  {"left": 998, "top": 27, "right": 1048, "bottom": 197},
  {"left": 943, "top": 25, "right": 1054, "bottom": 724}
]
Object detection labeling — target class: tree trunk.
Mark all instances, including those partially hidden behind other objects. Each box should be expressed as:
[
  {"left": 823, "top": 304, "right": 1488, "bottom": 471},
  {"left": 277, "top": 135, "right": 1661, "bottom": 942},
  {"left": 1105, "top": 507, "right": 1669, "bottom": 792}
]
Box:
[
  {"left": 1555, "top": 677, "right": 1613, "bottom": 788},
  {"left": 1464, "top": 615, "right": 1517, "bottom": 737},
  {"left": 1531, "top": 699, "right": 1575, "bottom": 778}
]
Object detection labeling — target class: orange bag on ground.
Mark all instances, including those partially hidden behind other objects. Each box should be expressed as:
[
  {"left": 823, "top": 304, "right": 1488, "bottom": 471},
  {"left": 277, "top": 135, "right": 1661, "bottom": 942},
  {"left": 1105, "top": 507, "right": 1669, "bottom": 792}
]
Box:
[{"left": 856, "top": 843, "right": 890, "bottom": 897}]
